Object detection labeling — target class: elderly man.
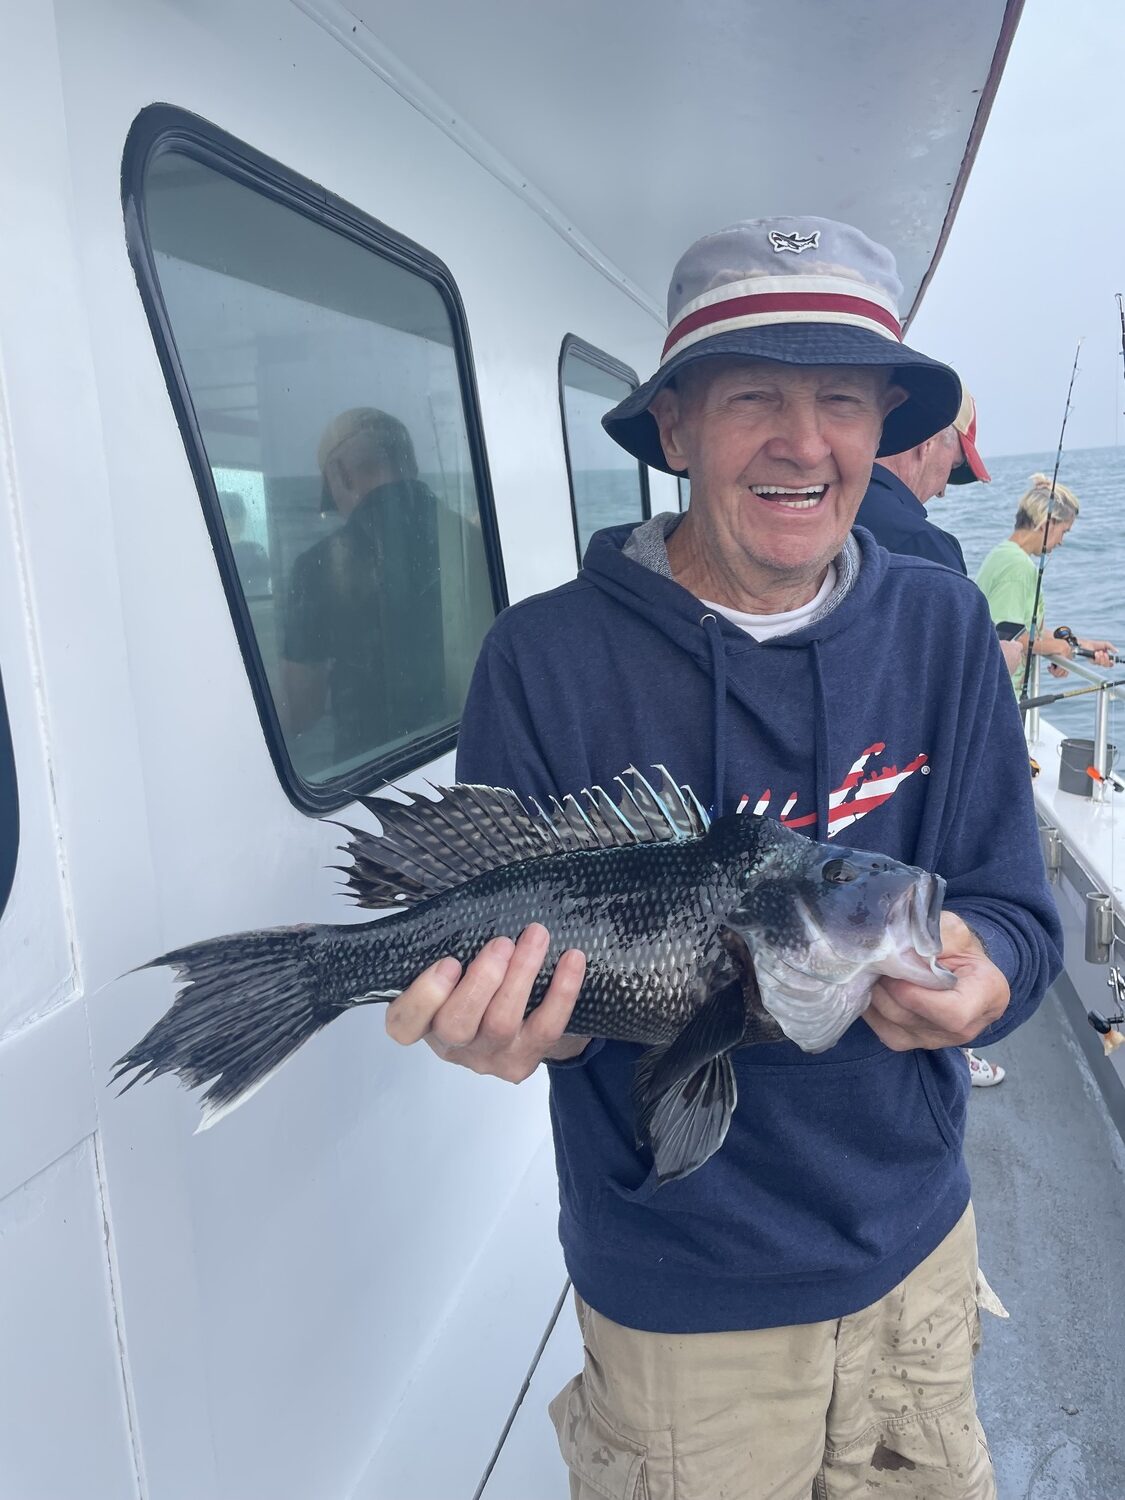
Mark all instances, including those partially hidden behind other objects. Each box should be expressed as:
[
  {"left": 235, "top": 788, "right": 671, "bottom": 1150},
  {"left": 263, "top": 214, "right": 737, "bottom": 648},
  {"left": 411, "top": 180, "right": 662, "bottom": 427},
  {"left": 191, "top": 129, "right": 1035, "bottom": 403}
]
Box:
[
  {"left": 855, "top": 389, "right": 990, "bottom": 573},
  {"left": 385, "top": 219, "right": 1061, "bottom": 1497}
]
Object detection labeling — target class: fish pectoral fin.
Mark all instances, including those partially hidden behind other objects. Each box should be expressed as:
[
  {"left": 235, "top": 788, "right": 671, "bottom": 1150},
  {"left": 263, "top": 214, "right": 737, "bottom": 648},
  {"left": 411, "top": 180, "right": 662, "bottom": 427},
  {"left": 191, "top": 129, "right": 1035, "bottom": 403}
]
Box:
[
  {"left": 632, "top": 980, "right": 745, "bottom": 1185},
  {"left": 635, "top": 1053, "right": 736, "bottom": 1186}
]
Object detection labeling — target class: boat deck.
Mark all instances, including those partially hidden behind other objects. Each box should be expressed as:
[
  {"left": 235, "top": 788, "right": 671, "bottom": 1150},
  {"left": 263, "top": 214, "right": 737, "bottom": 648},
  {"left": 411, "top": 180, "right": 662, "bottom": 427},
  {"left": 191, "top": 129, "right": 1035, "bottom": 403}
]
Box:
[
  {"left": 479, "top": 989, "right": 1125, "bottom": 1499},
  {"left": 968, "top": 988, "right": 1125, "bottom": 1498}
]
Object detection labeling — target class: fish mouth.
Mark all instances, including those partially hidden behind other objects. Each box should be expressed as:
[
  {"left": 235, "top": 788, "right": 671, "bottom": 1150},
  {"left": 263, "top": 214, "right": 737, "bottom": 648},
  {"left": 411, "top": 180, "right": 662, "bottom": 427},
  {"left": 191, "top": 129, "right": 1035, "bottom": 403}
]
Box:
[
  {"left": 887, "top": 874, "right": 956, "bottom": 987},
  {"left": 911, "top": 874, "right": 943, "bottom": 956}
]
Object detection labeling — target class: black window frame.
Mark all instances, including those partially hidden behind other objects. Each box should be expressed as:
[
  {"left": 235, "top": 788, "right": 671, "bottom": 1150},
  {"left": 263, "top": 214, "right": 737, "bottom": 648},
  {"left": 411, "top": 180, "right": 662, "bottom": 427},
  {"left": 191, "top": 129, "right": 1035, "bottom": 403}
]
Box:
[
  {"left": 121, "top": 104, "right": 508, "bottom": 814},
  {"left": 0, "top": 670, "right": 16, "bottom": 919},
  {"left": 558, "top": 334, "right": 650, "bottom": 566}
]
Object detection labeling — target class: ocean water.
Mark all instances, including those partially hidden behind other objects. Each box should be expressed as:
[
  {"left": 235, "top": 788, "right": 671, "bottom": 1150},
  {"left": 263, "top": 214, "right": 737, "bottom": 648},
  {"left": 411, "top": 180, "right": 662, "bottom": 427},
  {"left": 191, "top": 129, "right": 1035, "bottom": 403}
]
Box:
[{"left": 935, "top": 445, "right": 1125, "bottom": 741}]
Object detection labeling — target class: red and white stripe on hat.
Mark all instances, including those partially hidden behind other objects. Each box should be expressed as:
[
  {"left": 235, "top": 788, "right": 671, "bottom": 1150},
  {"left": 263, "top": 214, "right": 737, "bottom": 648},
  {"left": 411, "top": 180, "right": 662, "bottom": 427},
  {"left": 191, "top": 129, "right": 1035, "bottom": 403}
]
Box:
[{"left": 660, "top": 274, "right": 903, "bottom": 365}]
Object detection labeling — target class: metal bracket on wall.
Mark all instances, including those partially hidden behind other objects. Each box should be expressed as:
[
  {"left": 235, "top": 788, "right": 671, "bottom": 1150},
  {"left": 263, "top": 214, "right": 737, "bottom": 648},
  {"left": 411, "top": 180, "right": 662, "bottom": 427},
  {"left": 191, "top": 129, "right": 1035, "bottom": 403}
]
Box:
[
  {"left": 1085, "top": 892, "right": 1115, "bottom": 965},
  {"left": 1040, "top": 824, "right": 1063, "bottom": 882}
]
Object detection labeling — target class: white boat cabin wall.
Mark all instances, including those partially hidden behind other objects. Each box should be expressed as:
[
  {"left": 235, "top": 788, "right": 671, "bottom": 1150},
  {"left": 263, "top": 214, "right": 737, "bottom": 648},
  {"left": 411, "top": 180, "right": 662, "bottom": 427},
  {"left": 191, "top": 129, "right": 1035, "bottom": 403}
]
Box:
[{"left": 0, "top": 1, "right": 1027, "bottom": 1496}]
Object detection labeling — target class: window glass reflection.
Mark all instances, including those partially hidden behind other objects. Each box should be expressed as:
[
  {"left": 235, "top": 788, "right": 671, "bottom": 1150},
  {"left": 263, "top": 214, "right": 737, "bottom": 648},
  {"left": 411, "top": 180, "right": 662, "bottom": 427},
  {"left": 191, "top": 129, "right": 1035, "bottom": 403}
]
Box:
[
  {"left": 560, "top": 342, "right": 648, "bottom": 561},
  {"left": 142, "top": 150, "right": 498, "bottom": 789}
]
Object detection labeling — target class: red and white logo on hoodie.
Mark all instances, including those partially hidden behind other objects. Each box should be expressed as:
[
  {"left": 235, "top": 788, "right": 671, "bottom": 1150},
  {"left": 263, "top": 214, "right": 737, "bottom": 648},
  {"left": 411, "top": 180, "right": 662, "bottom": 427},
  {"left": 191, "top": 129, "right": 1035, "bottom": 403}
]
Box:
[{"left": 737, "top": 742, "right": 928, "bottom": 839}]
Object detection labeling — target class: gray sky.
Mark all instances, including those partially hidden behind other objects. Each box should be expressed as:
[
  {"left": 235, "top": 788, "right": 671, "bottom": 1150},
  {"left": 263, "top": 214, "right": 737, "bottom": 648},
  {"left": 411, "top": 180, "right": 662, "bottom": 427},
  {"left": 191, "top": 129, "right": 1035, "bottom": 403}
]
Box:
[{"left": 909, "top": 0, "right": 1125, "bottom": 459}]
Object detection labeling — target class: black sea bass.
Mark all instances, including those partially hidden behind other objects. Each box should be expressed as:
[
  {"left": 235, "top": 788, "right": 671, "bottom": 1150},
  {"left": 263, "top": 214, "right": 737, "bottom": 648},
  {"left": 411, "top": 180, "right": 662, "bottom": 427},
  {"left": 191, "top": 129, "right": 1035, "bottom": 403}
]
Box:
[{"left": 115, "top": 769, "right": 955, "bottom": 1182}]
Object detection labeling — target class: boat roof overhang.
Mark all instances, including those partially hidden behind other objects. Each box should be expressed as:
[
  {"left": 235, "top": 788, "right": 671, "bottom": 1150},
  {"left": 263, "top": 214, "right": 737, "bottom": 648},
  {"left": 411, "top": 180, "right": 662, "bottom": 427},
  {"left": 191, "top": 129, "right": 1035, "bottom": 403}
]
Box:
[{"left": 316, "top": 0, "right": 1022, "bottom": 324}]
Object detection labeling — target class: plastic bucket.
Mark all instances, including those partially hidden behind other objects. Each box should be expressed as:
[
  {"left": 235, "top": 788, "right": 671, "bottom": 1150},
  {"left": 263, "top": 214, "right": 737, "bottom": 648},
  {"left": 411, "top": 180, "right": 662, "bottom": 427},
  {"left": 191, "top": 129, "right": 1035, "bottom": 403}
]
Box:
[{"left": 1058, "top": 737, "right": 1117, "bottom": 797}]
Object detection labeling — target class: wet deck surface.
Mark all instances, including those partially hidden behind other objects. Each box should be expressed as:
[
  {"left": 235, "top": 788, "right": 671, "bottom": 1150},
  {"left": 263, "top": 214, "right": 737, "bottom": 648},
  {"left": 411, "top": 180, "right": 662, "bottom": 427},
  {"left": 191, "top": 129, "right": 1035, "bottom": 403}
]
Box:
[{"left": 966, "top": 988, "right": 1125, "bottom": 1499}]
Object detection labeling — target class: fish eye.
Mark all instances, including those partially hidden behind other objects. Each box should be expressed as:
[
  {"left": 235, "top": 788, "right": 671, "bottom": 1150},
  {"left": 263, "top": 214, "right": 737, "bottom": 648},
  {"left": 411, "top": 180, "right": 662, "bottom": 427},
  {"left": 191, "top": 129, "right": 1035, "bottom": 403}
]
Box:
[{"left": 823, "top": 858, "right": 859, "bottom": 885}]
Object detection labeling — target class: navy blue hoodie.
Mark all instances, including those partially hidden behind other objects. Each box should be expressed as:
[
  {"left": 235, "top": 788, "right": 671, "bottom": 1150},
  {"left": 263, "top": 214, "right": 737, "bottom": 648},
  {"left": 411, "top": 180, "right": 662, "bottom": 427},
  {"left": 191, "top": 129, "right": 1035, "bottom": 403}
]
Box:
[
  {"left": 856, "top": 463, "right": 967, "bottom": 573},
  {"left": 456, "top": 524, "right": 1061, "bottom": 1334}
]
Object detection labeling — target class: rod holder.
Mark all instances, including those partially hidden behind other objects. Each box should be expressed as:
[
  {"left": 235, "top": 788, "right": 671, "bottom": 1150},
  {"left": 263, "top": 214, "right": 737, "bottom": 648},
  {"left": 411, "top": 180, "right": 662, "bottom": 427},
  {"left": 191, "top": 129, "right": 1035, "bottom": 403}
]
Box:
[
  {"left": 1093, "top": 685, "right": 1111, "bottom": 802},
  {"left": 1040, "top": 825, "right": 1063, "bottom": 881},
  {"left": 1024, "top": 654, "right": 1040, "bottom": 742},
  {"left": 1085, "top": 892, "right": 1115, "bottom": 965}
]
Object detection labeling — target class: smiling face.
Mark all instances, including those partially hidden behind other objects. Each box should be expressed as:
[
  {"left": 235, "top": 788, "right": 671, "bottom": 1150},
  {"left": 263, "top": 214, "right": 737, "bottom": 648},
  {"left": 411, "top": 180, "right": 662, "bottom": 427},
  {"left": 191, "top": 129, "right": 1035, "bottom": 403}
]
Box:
[{"left": 651, "top": 358, "right": 906, "bottom": 608}]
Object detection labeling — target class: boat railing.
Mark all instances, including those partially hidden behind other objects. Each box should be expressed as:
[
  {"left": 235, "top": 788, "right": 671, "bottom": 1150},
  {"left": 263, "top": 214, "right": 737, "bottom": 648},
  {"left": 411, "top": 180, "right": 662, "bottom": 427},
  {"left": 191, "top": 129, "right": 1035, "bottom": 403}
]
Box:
[
  {"left": 1026, "top": 649, "right": 1125, "bottom": 1052},
  {"left": 1024, "top": 654, "right": 1125, "bottom": 798}
]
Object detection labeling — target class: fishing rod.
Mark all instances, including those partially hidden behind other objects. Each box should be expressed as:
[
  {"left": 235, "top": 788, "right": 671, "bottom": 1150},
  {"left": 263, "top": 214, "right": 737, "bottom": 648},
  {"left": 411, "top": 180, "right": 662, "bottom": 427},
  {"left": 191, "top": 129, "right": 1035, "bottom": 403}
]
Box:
[
  {"left": 1020, "top": 339, "right": 1083, "bottom": 716},
  {"left": 1116, "top": 292, "right": 1125, "bottom": 398},
  {"left": 1053, "top": 626, "right": 1122, "bottom": 666},
  {"left": 1019, "top": 677, "right": 1125, "bottom": 711}
]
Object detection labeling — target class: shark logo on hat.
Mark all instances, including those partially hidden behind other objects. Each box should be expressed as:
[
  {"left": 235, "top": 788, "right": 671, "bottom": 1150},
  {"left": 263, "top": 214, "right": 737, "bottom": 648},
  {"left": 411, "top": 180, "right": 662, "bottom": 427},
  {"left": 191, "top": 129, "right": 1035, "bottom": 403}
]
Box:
[{"left": 768, "top": 229, "right": 821, "bottom": 254}]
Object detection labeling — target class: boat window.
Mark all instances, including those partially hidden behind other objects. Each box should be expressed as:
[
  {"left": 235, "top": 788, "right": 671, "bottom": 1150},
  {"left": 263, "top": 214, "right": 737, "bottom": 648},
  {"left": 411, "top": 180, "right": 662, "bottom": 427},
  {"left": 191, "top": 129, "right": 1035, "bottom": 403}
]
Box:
[
  {"left": 0, "top": 672, "right": 16, "bottom": 919},
  {"left": 123, "top": 108, "right": 505, "bottom": 812},
  {"left": 559, "top": 336, "right": 649, "bottom": 563},
  {"left": 677, "top": 478, "right": 690, "bottom": 513}
]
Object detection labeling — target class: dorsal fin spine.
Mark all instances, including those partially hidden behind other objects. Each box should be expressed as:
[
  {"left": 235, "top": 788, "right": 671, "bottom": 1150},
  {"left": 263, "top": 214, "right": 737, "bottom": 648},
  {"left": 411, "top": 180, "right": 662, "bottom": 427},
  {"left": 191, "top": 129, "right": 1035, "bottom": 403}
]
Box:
[
  {"left": 619, "top": 769, "right": 666, "bottom": 841},
  {"left": 528, "top": 798, "right": 564, "bottom": 851},
  {"left": 459, "top": 785, "right": 512, "bottom": 863},
  {"left": 632, "top": 766, "right": 682, "bottom": 837},
  {"left": 654, "top": 765, "right": 699, "bottom": 833},
  {"left": 563, "top": 793, "right": 599, "bottom": 841},
  {"left": 579, "top": 789, "right": 616, "bottom": 849},
  {"left": 589, "top": 785, "right": 639, "bottom": 844},
  {"left": 613, "top": 778, "right": 652, "bottom": 839}
]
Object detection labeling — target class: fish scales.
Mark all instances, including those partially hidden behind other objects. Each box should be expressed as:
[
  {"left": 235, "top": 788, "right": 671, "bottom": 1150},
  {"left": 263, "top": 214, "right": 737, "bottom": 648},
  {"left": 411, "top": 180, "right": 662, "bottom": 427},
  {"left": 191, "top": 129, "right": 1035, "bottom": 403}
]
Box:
[{"left": 342, "top": 833, "right": 748, "bottom": 1045}]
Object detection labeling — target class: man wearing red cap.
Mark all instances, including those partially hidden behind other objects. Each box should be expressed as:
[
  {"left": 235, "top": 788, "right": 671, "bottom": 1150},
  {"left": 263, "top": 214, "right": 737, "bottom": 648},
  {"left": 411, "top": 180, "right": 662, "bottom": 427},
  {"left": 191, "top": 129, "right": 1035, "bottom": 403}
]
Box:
[
  {"left": 385, "top": 218, "right": 1060, "bottom": 1497},
  {"left": 856, "top": 388, "right": 991, "bottom": 573}
]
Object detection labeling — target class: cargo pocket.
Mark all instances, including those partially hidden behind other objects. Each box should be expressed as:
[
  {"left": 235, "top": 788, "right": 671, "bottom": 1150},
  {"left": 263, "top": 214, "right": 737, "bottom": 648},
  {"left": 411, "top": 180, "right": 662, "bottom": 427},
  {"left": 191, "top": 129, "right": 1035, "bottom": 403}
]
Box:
[
  {"left": 549, "top": 1375, "right": 661, "bottom": 1500},
  {"left": 963, "top": 1292, "right": 983, "bottom": 1358}
]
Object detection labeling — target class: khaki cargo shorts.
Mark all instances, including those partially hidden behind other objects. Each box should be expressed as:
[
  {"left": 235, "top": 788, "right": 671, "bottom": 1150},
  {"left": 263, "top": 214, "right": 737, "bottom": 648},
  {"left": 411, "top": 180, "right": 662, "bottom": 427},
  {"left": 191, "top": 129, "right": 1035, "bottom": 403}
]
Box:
[{"left": 549, "top": 1204, "right": 996, "bottom": 1499}]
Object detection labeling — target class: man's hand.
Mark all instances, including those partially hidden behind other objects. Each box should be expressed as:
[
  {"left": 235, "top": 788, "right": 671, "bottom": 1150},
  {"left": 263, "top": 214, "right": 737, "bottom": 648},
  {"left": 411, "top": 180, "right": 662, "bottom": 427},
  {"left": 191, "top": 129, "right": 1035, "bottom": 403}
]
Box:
[
  {"left": 384, "top": 923, "right": 590, "bottom": 1082},
  {"left": 1047, "top": 661, "right": 1069, "bottom": 679},
  {"left": 999, "top": 638, "right": 1027, "bottom": 676},
  {"left": 864, "top": 912, "right": 1009, "bottom": 1051},
  {"left": 1078, "top": 636, "right": 1119, "bottom": 667}
]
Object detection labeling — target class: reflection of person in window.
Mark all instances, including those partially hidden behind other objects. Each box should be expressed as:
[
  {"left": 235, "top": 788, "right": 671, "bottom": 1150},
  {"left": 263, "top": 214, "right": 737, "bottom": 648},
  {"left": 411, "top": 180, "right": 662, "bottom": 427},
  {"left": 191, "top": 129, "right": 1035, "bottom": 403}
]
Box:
[
  {"left": 218, "top": 489, "right": 271, "bottom": 597},
  {"left": 280, "top": 408, "right": 446, "bottom": 765}
]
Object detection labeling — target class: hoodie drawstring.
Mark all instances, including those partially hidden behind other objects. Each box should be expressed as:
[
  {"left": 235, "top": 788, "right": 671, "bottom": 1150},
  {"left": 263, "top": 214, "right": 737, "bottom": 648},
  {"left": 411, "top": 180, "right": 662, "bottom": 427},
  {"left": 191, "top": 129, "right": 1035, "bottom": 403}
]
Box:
[
  {"left": 701, "top": 613, "right": 727, "bottom": 816},
  {"left": 809, "top": 643, "right": 832, "bottom": 841}
]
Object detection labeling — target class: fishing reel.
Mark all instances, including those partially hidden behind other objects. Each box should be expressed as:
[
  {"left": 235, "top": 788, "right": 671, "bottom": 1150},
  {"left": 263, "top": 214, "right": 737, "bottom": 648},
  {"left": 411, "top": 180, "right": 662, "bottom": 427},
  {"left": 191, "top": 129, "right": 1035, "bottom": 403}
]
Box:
[
  {"left": 1087, "top": 967, "right": 1125, "bottom": 1037},
  {"left": 1054, "top": 626, "right": 1122, "bottom": 665}
]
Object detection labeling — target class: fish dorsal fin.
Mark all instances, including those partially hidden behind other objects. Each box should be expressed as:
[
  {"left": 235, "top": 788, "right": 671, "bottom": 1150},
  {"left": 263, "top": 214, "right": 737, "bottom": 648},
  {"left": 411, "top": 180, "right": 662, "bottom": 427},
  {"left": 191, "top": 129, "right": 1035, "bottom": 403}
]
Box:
[{"left": 336, "top": 766, "right": 709, "bottom": 909}]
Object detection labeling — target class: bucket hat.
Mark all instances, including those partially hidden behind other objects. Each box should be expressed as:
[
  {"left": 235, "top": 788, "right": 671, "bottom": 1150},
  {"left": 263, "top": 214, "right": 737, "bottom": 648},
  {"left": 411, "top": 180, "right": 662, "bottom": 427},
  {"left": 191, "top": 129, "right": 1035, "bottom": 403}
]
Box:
[
  {"left": 603, "top": 217, "right": 962, "bottom": 473},
  {"left": 947, "top": 388, "right": 991, "bottom": 484}
]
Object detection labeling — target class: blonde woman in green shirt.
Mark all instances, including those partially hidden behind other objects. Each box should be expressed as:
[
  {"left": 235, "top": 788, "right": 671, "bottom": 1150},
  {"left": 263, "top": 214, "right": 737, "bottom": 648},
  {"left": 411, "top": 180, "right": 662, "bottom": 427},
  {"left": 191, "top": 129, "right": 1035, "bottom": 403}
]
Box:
[{"left": 975, "top": 472, "right": 1117, "bottom": 693}]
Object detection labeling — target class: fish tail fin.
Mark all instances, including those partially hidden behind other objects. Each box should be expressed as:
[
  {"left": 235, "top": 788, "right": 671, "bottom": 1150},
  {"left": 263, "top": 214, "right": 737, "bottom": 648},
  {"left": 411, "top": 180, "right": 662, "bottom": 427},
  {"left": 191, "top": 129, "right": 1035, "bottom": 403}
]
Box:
[{"left": 113, "top": 924, "right": 359, "bottom": 1128}]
